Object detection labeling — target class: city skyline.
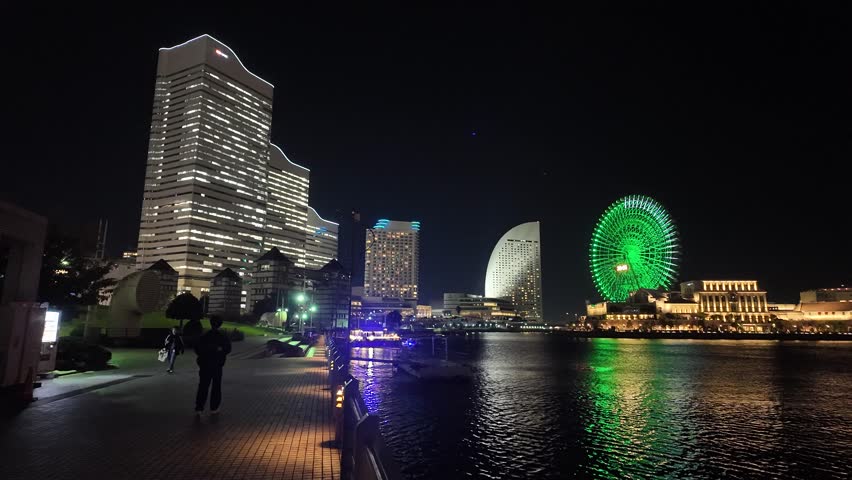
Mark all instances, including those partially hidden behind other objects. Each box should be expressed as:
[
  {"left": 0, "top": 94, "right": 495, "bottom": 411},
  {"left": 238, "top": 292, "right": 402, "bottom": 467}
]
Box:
[{"left": 5, "top": 5, "right": 849, "bottom": 316}]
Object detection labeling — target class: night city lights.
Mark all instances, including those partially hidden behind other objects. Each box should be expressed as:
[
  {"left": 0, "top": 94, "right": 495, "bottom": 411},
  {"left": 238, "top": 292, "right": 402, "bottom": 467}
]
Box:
[{"left": 1, "top": 4, "right": 849, "bottom": 480}]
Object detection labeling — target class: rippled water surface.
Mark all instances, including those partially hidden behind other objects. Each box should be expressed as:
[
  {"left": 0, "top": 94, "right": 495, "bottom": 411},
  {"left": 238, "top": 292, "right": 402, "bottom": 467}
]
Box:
[{"left": 350, "top": 334, "right": 852, "bottom": 479}]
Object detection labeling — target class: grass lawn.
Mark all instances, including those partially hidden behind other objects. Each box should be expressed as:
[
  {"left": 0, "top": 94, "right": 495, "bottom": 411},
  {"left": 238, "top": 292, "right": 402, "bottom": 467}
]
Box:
[
  {"left": 60, "top": 310, "right": 282, "bottom": 338},
  {"left": 146, "top": 312, "right": 282, "bottom": 337}
]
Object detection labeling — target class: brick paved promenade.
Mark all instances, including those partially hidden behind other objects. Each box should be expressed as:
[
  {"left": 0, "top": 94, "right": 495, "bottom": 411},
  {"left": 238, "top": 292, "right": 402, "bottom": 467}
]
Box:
[{"left": 0, "top": 338, "right": 338, "bottom": 480}]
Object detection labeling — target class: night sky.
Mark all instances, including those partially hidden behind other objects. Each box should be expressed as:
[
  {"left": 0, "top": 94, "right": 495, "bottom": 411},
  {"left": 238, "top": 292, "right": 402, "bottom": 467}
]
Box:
[{"left": 5, "top": 4, "right": 850, "bottom": 319}]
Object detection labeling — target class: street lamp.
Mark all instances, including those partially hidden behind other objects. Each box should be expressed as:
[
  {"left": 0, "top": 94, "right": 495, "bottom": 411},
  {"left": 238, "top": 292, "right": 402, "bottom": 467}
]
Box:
[{"left": 309, "top": 304, "right": 318, "bottom": 329}]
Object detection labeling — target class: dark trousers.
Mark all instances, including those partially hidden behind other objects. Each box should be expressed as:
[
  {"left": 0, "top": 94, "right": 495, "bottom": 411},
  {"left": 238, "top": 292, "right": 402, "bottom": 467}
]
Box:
[
  {"left": 167, "top": 349, "right": 177, "bottom": 371},
  {"left": 195, "top": 366, "right": 223, "bottom": 411}
]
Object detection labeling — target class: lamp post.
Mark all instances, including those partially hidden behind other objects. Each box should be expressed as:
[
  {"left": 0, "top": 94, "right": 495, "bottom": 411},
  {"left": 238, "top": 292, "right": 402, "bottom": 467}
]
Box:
[{"left": 296, "top": 292, "right": 306, "bottom": 332}]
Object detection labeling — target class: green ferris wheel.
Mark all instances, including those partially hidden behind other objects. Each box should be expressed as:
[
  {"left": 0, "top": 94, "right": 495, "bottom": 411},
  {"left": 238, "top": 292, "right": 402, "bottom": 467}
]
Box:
[{"left": 589, "top": 195, "right": 680, "bottom": 302}]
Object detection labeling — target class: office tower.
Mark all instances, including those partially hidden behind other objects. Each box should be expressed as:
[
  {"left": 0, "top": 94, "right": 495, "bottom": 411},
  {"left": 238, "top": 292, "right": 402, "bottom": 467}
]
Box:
[
  {"left": 364, "top": 219, "right": 420, "bottom": 300},
  {"left": 263, "top": 144, "right": 310, "bottom": 267},
  {"left": 485, "top": 221, "right": 543, "bottom": 320},
  {"left": 136, "top": 35, "right": 273, "bottom": 295},
  {"left": 305, "top": 207, "right": 339, "bottom": 269}
]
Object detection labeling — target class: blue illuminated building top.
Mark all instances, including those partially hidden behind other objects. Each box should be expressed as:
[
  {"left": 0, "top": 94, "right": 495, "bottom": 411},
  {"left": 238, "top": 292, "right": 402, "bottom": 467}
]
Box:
[{"left": 372, "top": 219, "right": 420, "bottom": 231}]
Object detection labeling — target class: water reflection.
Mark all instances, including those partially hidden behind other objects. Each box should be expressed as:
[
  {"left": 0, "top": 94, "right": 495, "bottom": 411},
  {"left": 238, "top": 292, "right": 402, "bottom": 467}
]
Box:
[{"left": 351, "top": 335, "right": 852, "bottom": 479}]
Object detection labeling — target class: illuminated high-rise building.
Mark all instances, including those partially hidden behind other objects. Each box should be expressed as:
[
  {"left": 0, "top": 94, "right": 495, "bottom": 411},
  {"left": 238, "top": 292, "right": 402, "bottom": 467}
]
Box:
[
  {"left": 305, "top": 207, "right": 339, "bottom": 269},
  {"left": 263, "top": 144, "right": 310, "bottom": 267},
  {"left": 136, "top": 35, "right": 273, "bottom": 295},
  {"left": 364, "top": 219, "right": 420, "bottom": 300},
  {"left": 485, "top": 221, "right": 543, "bottom": 320}
]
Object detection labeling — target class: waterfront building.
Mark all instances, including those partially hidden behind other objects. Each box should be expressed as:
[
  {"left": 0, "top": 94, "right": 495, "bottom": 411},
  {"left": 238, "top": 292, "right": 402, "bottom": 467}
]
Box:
[
  {"left": 443, "top": 293, "right": 517, "bottom": 320},
  {"left": 263, "top": 145, "right": 310, "bottom": 267},
  {"left": 485, "top": 221, "right": 543, "bottom": 320},
  {"left": 136, "top": 35, "right": 273, "bottom": 295},
  {"left": 208, "top": 268, "right": 243, "bottom": 320},
  {"left": 630, "top": 289, "right": 700, "bottom": 318},
  {"left": 800, "top": 287, "right": 852, "bottom": 303},
  {"left": 246, "top": 247, "right": 349, "bottom": 329},
  {"left": 247, "top": 247, "right": 296, "bottom": 311},
  {"left": 770, "top": 287, "right": 852, "bottom": 323},
  {"left": 364, "top": 219, "right": 420, "bottom": 300},
  {"left": 359, "top": 296, "right": 417, "bottom": 323},
  {"left": 305, "top": 207, "right": 339, "bottom": 269},
  {"left": 311, "top": 259, "right": 351, "bottom": 329},
  {"left": 416, "top": 305, "right": 432, "bottom": 318},
  {"left": 681, "top": 280, "right": 771, "bottom": 330},
  {"left": 585, "top": 301, "right": 657, "bottom": 323}
]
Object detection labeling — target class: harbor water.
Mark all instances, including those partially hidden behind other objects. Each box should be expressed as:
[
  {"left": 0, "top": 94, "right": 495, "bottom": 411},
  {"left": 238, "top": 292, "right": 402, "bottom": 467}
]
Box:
[{"left": 350, "top": 333, "right": 852, "bottom": 479}]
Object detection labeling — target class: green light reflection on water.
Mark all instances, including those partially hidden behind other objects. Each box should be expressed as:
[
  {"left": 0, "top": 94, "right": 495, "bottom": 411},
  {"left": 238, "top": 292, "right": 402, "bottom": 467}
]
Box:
[{"left": 583, "top": 339, "right": 676, "bottom": 478}]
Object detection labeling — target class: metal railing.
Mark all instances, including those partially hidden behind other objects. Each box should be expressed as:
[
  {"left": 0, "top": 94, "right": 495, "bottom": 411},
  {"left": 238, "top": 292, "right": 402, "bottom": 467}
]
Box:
[{"left": 327, "top": 337, "right": 400, "bottom": 480}]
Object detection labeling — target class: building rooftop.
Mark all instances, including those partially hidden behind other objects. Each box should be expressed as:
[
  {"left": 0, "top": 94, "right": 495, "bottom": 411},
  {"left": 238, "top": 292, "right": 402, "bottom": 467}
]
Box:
[
  {"left": 320, "top": 258, "right": 347, "bottom": 273},
  {"left": 799, "top": 302, "right": 852, "bottom": 312},
  {"left": 257, "top": 247, "right": 294, "bottom": 265},
  {"left": 213, "top": 268, "right": 241, "bottom": 280},
  {"left": 147, "top": 259, "right": 177, "bottom": 273}
]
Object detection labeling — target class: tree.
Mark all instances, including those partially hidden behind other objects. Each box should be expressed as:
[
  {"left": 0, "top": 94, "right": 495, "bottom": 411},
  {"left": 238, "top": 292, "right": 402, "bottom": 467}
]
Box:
[
  {"left": 253, "top": 295, "right": 277, "bottom": 318},
  {"left": 165, "top": 292, "right": 202, "bottom": 329},
  {"left": 38, "top": 233, "right": 116, "bottom": 321},
  {"left": 456, "top": 305, "right": 462, "bottom": 316},
  {"left": 385, "top": 310, "right": 403, "bottom": 332}
]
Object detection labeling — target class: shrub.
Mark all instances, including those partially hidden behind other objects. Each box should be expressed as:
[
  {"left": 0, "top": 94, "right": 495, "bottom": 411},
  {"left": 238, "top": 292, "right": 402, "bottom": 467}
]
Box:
[
  {"left": 266, "top": 339, "right": 304, "bottom": 357},
  {"left": 68, "top": 324, "right": 85, "bottom": 337},
  {"left": 56, "top": 337, "right": 112, "bottom": 371},
  {"left": 228, "top": 328, "right": 245, "bottom": 342},
  {"left": 238, "top": 313, "right": 259, "bottom": 325}
]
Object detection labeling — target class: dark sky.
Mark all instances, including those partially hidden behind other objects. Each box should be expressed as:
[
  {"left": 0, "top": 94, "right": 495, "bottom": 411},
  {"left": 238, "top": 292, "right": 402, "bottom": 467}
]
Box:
[{"left": 5, "top": 4, "right": 850, "bottom": 318}]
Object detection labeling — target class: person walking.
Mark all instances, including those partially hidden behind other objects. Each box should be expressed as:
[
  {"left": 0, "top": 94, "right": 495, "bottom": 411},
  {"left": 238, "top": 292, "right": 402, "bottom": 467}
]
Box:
[
  {"left": 164, "top": 327, "right": 184, "bottom": 373},
  {"left": 194, "top": 316, "right": 231, "bottom": 414}
]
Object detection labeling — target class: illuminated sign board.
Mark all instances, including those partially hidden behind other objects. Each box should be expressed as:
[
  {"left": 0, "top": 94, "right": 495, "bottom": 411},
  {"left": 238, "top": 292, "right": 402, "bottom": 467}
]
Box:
[
  {"left": 215, "top": 49, "right": 229, "bottom": 59},
  {"left": 615, "top": 264, "right": 629, "bottom": 272},
  {"left": 42, "top": 311, "right": 60, "bottom": 343}
]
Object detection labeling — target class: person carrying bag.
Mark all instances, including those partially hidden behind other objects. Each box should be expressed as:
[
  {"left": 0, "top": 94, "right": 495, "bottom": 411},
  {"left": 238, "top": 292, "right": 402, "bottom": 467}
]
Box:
[{"left": 163, "top": 327, "right": 185, "bottom": 373}]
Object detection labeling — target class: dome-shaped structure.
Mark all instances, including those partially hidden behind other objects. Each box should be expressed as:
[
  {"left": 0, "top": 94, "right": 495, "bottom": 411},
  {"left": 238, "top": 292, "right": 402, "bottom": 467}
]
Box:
[
  {"left": 485, "top": 221, "right": 543, "bottom": 320},
  {"left": 109, "top": 270, "right": 160, "bottom": 334},
  {"left": 111, "top": 270, "right": 160, "bottom": 314},
  {"left": 589, "top": 195, "right": 679, "bottom": 302}
]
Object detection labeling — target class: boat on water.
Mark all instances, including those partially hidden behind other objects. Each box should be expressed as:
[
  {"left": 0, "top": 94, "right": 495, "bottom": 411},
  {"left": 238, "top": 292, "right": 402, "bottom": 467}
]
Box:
[{"left": 349, "top": 329, "right": 402, "bottom": 347}]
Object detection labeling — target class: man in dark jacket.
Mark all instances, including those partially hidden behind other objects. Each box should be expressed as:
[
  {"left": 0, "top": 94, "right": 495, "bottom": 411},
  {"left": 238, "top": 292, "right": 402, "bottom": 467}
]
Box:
[
  {"left": 194, "top": 316, "right": 232, "bottom": 414},
  {"left": 164, "top": 327, "right": 185, "bottom": 373}
]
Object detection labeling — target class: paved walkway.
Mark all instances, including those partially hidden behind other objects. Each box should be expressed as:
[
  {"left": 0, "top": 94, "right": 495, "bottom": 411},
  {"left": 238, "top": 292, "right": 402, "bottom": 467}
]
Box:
[{"left": 0, "top": 337, "right": 339, "bottom": 480}]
